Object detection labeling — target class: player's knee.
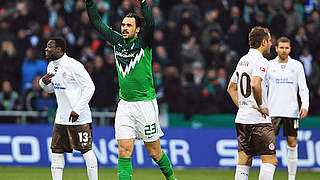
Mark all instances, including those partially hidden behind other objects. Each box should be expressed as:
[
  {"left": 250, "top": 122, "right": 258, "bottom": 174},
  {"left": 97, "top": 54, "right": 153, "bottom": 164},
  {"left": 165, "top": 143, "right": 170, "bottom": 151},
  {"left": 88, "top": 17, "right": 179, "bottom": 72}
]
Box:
[
  {"left": 118, "top": 147, "right": 132, "bottom": 158},
  {"left": 269, "top": 156, "right": 278, "bottom": 166},
  {"left": 149, "top": 151, "right": 162, "bottom": 161}
]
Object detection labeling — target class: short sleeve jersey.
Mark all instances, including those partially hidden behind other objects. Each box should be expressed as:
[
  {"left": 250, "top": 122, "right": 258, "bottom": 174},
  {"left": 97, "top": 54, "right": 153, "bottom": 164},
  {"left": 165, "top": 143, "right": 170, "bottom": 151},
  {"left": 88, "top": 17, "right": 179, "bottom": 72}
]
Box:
[{"left": 230, "top": 49, "right": 271, "bottom": 124}]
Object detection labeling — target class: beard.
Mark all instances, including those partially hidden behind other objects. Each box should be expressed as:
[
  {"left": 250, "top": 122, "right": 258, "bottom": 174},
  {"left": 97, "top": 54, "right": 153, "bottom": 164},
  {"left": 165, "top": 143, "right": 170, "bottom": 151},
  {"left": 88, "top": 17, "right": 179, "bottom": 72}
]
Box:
[{"left": 45, "top": 53, "right": 58, "bottom": 61}]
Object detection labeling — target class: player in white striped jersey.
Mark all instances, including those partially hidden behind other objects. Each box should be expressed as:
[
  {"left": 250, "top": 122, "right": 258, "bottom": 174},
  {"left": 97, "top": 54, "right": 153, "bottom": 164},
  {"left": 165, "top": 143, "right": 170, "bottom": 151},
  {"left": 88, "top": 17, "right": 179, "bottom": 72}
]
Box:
[
  {"left": 266, "top": 36, "right": 309, "bottom": 180},
  {"left": 227, "top": 26, "right": 277, "bottom": 180}
]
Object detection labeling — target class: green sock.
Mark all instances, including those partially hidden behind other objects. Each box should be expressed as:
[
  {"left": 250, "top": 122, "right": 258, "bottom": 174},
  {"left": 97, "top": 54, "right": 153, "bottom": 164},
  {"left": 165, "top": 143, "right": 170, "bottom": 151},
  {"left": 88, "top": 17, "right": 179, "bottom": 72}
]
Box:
[
  {"left": 118, "top": 157, "right": 132, "bottom": 180},
  {"left": 155, "top": 151, "right": 175, "bottom": 180}
]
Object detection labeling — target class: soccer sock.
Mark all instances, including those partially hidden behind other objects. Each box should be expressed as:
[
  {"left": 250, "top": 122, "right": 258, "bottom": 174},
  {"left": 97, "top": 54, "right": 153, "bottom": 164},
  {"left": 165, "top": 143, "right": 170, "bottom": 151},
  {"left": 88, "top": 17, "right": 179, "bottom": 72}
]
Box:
[
  {"left": 235, "top": 165, "right": 250, "bottom": 180},
  {"left": 259, "top": 163, "right": 276, "bottom": 180},
  {"left": 118, "top": 157, "right": 132, "bottom": 180},
  {"left": 288, "top": 146, "right": 298, "bottom": 180},
  {"left": 154, "top": 151, "right": 175, "bottom": 180},
  {"left": 51, "top": 153, "right": 65, "bottom": 180},
  {"left": 83, "top": 150, "right": 98, "bottom": 180}
]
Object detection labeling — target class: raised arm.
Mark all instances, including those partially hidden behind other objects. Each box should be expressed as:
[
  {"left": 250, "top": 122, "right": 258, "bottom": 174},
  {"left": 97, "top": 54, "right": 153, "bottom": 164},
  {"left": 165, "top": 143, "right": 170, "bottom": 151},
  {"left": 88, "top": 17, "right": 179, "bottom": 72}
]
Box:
[
  {"left": 139, "top": 0, "right": 155, "bottom": 47},
  {"left": 85, "top": 0, "right": 121, "bottom": 45}
]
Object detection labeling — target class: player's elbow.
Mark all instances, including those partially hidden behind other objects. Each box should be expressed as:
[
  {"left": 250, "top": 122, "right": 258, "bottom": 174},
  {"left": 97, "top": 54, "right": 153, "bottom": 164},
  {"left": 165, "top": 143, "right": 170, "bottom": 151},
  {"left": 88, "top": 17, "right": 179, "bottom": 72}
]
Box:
[
  {"left": 227, "top": 82, "right": 237, "bottom": 95},
  {"left": 251, "top": 80, "right": 260, "bottom": 91}
]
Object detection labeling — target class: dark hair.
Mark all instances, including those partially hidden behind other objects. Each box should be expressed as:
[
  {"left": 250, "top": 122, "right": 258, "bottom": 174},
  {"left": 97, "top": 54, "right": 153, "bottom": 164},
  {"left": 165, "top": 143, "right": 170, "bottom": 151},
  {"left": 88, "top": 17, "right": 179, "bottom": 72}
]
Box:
[
  {"left": 248, "top": 26, "right": 270, "bottom": 49},
  {"left": 276, "top": 36, "right": 290, "bottom": 46},
  {"left": 124, "top": 13, "right": 145, "bottom": 33},
  {"left": 49, "top": 37, "right": 66, "bottom": 53}
]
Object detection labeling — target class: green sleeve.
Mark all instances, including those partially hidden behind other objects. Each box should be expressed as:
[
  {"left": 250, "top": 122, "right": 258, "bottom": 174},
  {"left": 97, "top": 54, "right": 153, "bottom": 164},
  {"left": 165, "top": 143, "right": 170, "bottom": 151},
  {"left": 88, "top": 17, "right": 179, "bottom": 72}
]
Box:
[
  {"left": 140, "top": 1, "right": 155, "bottom": 47},
  {"left": 86, "top": 2, "right": 121, "bottom": 45}
]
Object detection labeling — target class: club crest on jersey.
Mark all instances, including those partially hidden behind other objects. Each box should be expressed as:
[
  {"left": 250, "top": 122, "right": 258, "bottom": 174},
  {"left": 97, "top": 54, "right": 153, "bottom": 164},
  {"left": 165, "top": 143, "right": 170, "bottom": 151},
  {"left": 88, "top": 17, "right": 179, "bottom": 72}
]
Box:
[
  {"left": 269, "top": 143, "right": 275, "bottom": 150},
  {"left": 115, "top": 48, "right": 144, "bottom": 78},
  {"left": 62, "top": 72, "right": 67, "bottom": 78},
  {"left": 259, "top": 67, "right": 265, "bottom": 72}
]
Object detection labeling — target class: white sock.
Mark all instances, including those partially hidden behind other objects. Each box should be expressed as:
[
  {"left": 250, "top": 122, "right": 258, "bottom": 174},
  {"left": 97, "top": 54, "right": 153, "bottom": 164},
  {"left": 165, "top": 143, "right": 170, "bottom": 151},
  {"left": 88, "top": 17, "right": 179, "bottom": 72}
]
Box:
[
  {"left": 235, "top": 165, "right": 250, "bottom": 180},
  {"left": 83, "top": 150, "right": 98, "bottom": 180},
  {"left": 51, "top": 153, "right": 65, "bottom": 180},
  {"left": 288, "top": 146, "right": 298, "bottom": 180},
  {"left": 259, "top": 163, "right": 276, "bottom": 180}
]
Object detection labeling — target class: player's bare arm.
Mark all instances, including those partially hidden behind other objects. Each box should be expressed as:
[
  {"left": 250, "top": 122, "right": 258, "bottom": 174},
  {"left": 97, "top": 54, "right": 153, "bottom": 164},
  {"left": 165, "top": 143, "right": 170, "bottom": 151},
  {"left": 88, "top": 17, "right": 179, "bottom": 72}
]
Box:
[
  {"left": 251, "top": 76, "right": 269, "bottom": 117},
  {"left": 251, "top": 76, "right": 263, "bottom": 105},
  {"left": 227, "top": 81, "right": 239, "bottom": 108},
  {"left": 41, "top": 73, "right": 55, "bottom": 85}
]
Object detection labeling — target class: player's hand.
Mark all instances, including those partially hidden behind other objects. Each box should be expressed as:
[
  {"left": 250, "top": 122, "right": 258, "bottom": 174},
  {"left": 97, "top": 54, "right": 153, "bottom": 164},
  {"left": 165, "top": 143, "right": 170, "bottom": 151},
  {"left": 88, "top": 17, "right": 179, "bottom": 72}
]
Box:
[
  {"left": 252, "top": 105, "right": 269, "bottom": 118},
  {"left": 69, "top": 111, "right": 79, "bottom": 122},
  {"left": 299, "top": 108, "right": 308, "bottom": 119},
  {"left": 42, "top": 73, "right": 55, "bottom": 85}
]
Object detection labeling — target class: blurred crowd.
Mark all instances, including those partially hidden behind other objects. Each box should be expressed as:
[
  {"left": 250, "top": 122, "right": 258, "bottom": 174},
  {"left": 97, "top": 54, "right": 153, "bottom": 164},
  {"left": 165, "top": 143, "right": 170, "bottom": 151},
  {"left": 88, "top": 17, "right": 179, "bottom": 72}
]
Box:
[{"left": 1, "top": 0, "right": 320, "bottom": 124}]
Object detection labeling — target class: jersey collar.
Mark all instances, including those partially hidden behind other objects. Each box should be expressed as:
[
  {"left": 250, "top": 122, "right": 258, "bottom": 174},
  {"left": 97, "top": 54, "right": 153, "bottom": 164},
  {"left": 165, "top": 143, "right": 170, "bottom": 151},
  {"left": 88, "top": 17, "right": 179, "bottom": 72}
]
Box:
[
  {"left": 275, "top": 56, "right": 293, "bottom": 64},
  {"left": 249, "top": 48, "right": 263, "bottom": 58},
  {"left": 53, "top": 53, "right": 67, "bottom": 66},
  {"left": 124, "top": 36, "right": 138, "bottom": 44}
]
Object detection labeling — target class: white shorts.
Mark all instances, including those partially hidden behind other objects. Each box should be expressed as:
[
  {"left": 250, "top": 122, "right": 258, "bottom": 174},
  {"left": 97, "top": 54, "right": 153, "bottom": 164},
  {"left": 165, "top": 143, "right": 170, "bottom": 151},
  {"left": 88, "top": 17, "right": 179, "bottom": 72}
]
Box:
[{"left": 115, "top": 98, "right": 164, "bottom": 142}]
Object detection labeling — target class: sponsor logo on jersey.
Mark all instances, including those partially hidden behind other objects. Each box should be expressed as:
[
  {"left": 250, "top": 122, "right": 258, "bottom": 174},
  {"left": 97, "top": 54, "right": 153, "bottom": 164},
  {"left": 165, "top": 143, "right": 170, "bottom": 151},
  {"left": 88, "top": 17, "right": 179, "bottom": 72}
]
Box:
[
  {"left": 260, "top": 67, "right": 265, "bottom": 72},
  {"left": 275, "top": 78, "right": 293, "bottom": 84},
  {"left": 115, "top": 48, "right": 145, "bottom": 78},
  {"left": 53, "top": 82, "right": 66, "bottom": 90}
]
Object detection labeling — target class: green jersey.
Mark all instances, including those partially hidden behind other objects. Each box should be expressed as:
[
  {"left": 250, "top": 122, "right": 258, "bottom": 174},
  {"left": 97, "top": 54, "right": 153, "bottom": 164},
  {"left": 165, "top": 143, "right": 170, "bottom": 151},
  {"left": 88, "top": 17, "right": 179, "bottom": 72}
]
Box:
[{"left": 87, "top": 1, "right": 156, "bottom": 101}]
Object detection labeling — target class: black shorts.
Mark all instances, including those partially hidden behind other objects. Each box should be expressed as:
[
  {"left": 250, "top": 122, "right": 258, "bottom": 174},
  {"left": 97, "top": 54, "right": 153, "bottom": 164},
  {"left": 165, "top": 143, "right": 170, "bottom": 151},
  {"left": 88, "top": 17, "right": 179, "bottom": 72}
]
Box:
[
  {"left": 236, "top": 123, "right": 276, "bottom": 156},
  {"left": 271, "top": 117, "right": 299, "bottom": 137},
  {"left": 51, "top": 123, "right": 93, "bottom": 153}
]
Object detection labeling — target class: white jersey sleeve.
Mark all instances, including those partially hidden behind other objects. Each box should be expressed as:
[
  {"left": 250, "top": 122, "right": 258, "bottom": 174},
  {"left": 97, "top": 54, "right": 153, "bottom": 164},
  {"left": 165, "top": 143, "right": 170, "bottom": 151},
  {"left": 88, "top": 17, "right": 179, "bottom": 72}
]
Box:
[
  {"left": 71, "top": 61, "right": 95, "bottom": 115},
  {"left": 252, "top": 58, "right": 268, "bottom": 80},
  {"left": 230, "top": 71, "right": 238, "bottom": 83},
  {"left": 297, "top": 62, "right": 309, "bottom": 110}
]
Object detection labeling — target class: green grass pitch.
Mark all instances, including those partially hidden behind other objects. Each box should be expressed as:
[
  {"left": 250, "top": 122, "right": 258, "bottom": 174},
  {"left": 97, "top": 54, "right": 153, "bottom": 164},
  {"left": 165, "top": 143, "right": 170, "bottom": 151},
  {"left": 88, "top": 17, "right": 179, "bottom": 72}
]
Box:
[{"left": 0, "top": 167, "right": 319, "bottom": 180}]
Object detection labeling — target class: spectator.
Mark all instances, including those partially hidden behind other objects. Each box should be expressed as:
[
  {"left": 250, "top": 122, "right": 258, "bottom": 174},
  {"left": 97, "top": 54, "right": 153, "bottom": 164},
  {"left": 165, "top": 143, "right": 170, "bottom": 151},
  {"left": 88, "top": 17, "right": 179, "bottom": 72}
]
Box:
[
  {"left": 169, "top": 0, "right": 202, "bottom": 29},
  {"left": 154, "top": 45, "right": 169, "bottom": 67},
  {"left": 0, "top": 80, "right": 21, "bottom": 123},
  {"left": 200, "top": 8, "right": 223, "bottom": 50},
  {"left": 163, "top": 66, "right": 183, "bottom": 113},
  {"left": 0, "top": 40, "right": 20, "bottom": 90},
  {"left": 21, "top": 47, "right": 47, "bottom": 92},
  {"left": 181, "top": 36, "right": 204, "bottom": 72},
  {"left": 35, "top": 90, "right": 56, "bottom": 124},
  {"left": 181, "top": 72, "right": 201, "bottom": 120},
  {"left": 281, "top": 0, "right": 303, "bottom": 36},
  {"left": 152, "top": 61, "right": 164, "bottom": 99},
  {"left": 243, "top": 0, "right": 260, "bottom": 25},
  {"left": 90, "top": 55, "right": 116, "bottom": 125},
  {"left": 200, "top": 68, "right": 219, "bottom": 114}
]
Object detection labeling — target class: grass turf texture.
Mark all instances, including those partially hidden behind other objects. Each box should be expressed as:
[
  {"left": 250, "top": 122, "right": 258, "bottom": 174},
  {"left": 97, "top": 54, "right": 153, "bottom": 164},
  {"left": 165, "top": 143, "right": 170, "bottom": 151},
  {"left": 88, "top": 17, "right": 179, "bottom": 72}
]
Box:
[{"left": 0, "top": 167, "right": 319, "bottom": 180}]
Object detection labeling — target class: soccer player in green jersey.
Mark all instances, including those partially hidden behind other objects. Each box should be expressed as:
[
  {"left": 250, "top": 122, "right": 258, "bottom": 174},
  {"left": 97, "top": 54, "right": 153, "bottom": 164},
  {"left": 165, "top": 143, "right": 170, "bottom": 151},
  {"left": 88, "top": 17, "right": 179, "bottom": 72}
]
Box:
[{"left": 84, "top": 0, "right": 176, "bottom": 179}]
